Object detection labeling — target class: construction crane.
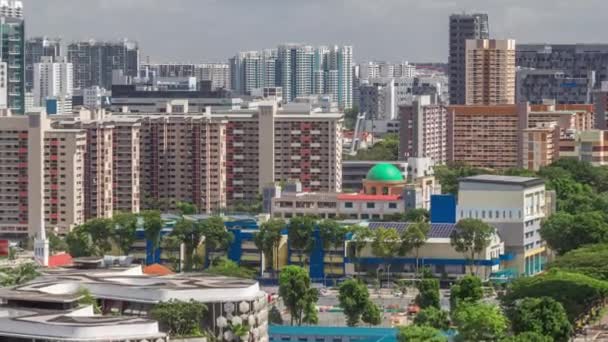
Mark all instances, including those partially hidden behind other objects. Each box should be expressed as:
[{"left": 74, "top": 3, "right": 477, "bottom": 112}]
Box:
[{"left": 349, "top": 112, "right": 367, "bottom": 156}]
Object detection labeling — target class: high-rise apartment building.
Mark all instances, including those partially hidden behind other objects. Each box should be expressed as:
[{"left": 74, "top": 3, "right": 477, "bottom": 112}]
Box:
[
  {"left": 144, "top": 63, "right": 231, "bottom": 90},
  {"left": 43, "top": 129, "right": 86, "bottom": 233},
  {"left": 522, "top": 122, "right": 560, "bottom": 171},
  {"left": 559, "top": 130, "right": 608, "bottom": 166},
  {"left": 465, "top": 39, "right": 516, "bottom": 105},
  {"left": 277, "top": 44, "right": 314, "bottom": 103},
  {"left": 516, "top": 69, "right": 595, "bottom": 105},
  {"left": 107, "top": 118, "right": 141, "bottom": 213},
  {"left": 516, "top": 44, "right": 608, "bottom": 88},
  {"left": 81, "top": 121, "right": 114, "bottom": 220},
  {"left": 0, "top": 0, "right": 25, "bottom": 113},
  {"left": 25, "top": 37, "right": 62, "bottom": 92},
  {"left": 33, "top": 56, "right": 73, "bottom": 112},
  {"left": 399, "top": 96, "right": 447, "bottom": 163},
  {"left": 448, "top": 13, "right": 489, "bottom": 105},
  {"left": 229, "top": 50, "right": 277, "bottom": 95},
  {"left": 67, "top": 40, "right": 139, "bottom": 89}
]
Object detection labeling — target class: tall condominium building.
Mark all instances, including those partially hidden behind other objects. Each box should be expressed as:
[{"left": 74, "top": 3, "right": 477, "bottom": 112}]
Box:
[
  {"left": 447, "top": 104, "right": 523, "bottom": 169},
  {"left": 399, "top": 96, "right": 447, "bottom": 163},
  {"left": 107, "top": 118, "right": 141, "bottom": 213},
  {"left": 33, "top": 56, "right": 73, "bottom": 111},
  {"left": 229, "top": 50, "right": 277, "bottom": 95},
  {"left": 0, "top": 0, "right": 25, "bottom": 113},
  {"left": 448, "top": 13, "right": 489, "bottom": 105},
  {"left": 465, "top": 39, "right": 516, "bottom": 105},
  {"left": 358, "top": 61, "right": 416, "bottom": 80},
  {"left": 516, "top": 44, "right": 608, "bottom": 87},
  {"left": 44, "top": 129, "right": 86, "bottom": 233},
  {"left": 0, "top": 112, "right": 87, "bottom": 237},
  {"left": 516, "top": 69, "right": 595, "bottom": 105},
  {"left": 67, "top": 40, "right": 139, "bottom": 89},
  {"left": 144, "top": 63, "right": 231, "bottom": 90},
  {"left": 594, "top": 84, "right": 608, "bottom": 129},
  {"left": 277, "top": 44, "right": 314, "bottom": 103},
  {"left": 137, "top": 115, "right": 227, "bottom": 213},
  {"left": 81, "top": 121, "right": 113, "bottom": 220},
  {"left": 358, "top": 81, "right": 395, "bottom": 120},
  {"left": 25, "top": 37, "right": 62, "bottom": 92}
]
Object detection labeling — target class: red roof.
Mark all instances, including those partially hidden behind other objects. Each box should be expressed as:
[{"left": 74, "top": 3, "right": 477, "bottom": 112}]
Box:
[
  {"left": 48, "top": 253, "right": 73, "bottom": 268},
  {"left": 337, "top": 194, "right": 401, "bottom": 201},
  {"left": 143, "top": 264, "right": 174, "bottom": 276}
]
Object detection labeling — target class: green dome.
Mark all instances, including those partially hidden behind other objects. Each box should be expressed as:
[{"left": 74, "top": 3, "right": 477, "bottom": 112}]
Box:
[{"left": 366, "top": 163, "right": 404, "bottom": 182}]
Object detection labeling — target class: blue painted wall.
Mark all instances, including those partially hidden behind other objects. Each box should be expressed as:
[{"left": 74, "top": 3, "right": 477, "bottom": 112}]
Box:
[{"left": 430, "top": 194, "right": 457, "bottom": 223}]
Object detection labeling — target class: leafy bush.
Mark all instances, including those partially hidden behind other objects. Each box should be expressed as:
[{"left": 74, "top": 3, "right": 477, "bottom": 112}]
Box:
[
  {"left": 151, "top": 299, "right": 206, "bottom": 337},
  {"left": 549, "top": 244, "right": 608, "bottom": 281}
]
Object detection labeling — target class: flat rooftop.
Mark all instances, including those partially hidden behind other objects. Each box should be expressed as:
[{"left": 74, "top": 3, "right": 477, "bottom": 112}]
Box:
[{"left": 459, "top": 175, "right": 544, "bottom": 187}]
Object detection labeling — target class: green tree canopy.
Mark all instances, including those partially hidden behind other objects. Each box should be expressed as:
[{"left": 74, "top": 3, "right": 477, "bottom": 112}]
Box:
[
  {"left": 397, "top": 325, "right": 447, "bottom": 342},
  {"left": 338, "top": 279, "right": 380, "bottom": 326},
  {"left": 278, "top": 266, "right": 319, "bottom": 326},
  {"left": 112, "top": 212, "right": 139, "bottom": 255},
  {"left": 254, "top": 218, "right": 285, "bottom": 274},
  {"left": 549, "top": 243, "right": 608, "bottom": 281},
  {"left": 450, "top": 219, "right": 495, "bottom": 275},
  {"left": 288, "top": 216, "right": 317, "bottom": 266},
  {"left": 415, "top": 278, "right": 440, "bottom": 309},
  {"left": 413, "top": 307, "right": 450, "bottom": 330},
  {"left": 453, "top": 303, "right": 509, "bottom": 342},
  {"left": 151, "top": 299, "right": 206, "bottom": 337},
  {"left": 65, "top": 225, "right": 97, "bottom": 257},
  {"left": 540, "top": 211, "right": 608, "bottom": 256},
  {"left": 205, "top": 257, "right": 255, "bottom": 279},
  {"left": 506, "top": 297, "right": 572, "bottom": 342},
  {"left": 450, "top": 275, "right": 483, "bottom": 310},
  {"left": 399, "top": 221, "right": 429, "bottom": 273},
  {"left": 502, "top": 270, "right": 608, "bottom": 322},
  {"left": 142, "top": 210, "right": 163, "bottom": 262},
  {"left": 176, "top": 201, "right": 198, "bottom": 215},
  {"left": 500, "top": 332, "right": 552, "bottom": 342}
]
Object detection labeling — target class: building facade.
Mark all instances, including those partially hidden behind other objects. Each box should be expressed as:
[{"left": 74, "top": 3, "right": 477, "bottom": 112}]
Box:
[
  {"left": 465, "top": 39, "right": 516, "bottom": 105},
  {"left": 0, "top": 0, "right": 25, "bottom": 113},
  {"left": 25, "top": 37, "right": 62, "bottom": 92},
  {"left": 559, "top": 130, "right": 608, "bottom": 166},
  {"left": 33, "top": 56, "right": 73, "bottom": 111},
  {"left": 67, "top": 40, "right": 139, "bottom": 89},
  {"left": 399, "top": 96, "right": 447, "bottom": 163},
  {"left": 448, "top": 13, "right": 490, "bottom": 105},
  {"left": 516, "top": 69, "right": 595, "bottom": 105},
  {"left": 457, "top": 175, "right": 550, "bottom": 277}
]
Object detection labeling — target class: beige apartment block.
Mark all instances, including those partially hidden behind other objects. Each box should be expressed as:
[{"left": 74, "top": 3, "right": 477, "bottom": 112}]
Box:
[
  {"left": 43, "top": 129, "right": 86, "bottom": 234},
  {"left": 522, "top": 123, "right": 560, "bottom": 171},
  {"left": 465, "top": 39, "right": 516, "bottom": 105},
  {"left": 447, "top": 104, "right": 522, "bottom": 169},
  {"left": 107, "top": 118, "right": 141, "bottom": 213},
  {"left": 559, "top": 130, "right": 608, "bottom": 166},
  {"left": 81, "top": 122, "right": 114, "bottom": 220},
  {"left": 138, "top": 115, "right": 227, "bottom": 213}
]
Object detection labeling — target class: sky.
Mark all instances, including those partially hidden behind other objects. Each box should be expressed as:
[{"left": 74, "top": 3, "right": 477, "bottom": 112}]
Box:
[{"left": 25, "top": 0, "right": 608, "bottom": 63}]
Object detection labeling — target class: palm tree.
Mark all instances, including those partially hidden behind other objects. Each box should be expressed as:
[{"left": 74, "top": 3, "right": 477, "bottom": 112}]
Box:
[{"left": 400, "top": 221, "right": 430, "bottom": 274}]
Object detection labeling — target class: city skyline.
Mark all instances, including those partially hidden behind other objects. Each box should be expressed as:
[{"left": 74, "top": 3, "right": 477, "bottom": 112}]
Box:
[{"left": 26, "top": 0, "right": 608, "bottom": 63}]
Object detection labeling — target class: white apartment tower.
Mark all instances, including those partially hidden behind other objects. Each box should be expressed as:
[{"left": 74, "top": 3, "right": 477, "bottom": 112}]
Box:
[{"left": 33, "top": 56, "right": 73, "bottom": 113}]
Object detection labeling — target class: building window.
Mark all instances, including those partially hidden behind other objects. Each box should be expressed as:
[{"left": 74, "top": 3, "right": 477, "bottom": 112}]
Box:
[
  {"left": 345, "top": 202, "right": 353, "bottom": 208},
  {"left": 389, "top": 203, "right": 398, "bottom": 209},
  {"left": 366, "top": 202, "right": 375, "bottom": 209},
  {"left": 382, "top": 187, "right": 389, "bottom": 195}
]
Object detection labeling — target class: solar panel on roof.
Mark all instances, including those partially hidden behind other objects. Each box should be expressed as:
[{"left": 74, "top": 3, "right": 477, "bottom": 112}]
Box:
[{"left": 367, "top": 221, "right": 457, "bottom": 238}]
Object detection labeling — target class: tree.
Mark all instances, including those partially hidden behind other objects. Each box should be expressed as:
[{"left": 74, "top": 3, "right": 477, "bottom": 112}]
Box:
[
  {"left": 82, "top": 218, "right": 114, "bottom": 255},
  {"left": 338, "top": 279, "right": 380, "bottom": 326},
  {"left": 151, "top": 299, "right": 206, "bottom": 337},
  {"left": 540, "top": 211, "right": 608, "bottom": 255},
  {"left": 112, "top": 212, "right": 138, "bottom": 255},
  {"left": 371, "top": 227, "right": 401, "bottom": 284},
  {"left": 549, "top": 243, "right": 608, "bottom": 281},
  {"left": 269, "top": 305, "right": 284, "bottom": 325},
  {"left": 205, "top": 257, "right": 255, "bottom": 279},
  {"left": 278, "top": 266, "right": 319, "bottom": 326},
  {"left": 288, "top": 216, "right": 316, "bottom": 266},
  {"left": 404, "top": 208, "right": 430, "bottom": 222},
  {"left": 506, "top": 297, "right": 572, "bottom": 342},
  {"left": 0, "top": 263, "right": 39, "bottom": 287},
  {"left": 47, "top": 231, "right": 68, "bottom": 254},
  {"left": 77, "top": 287, "right": 101, "bottom": 314},
  {"left": 450, "top": 219, "right": 495, "bottom": 275},
  {"left": 176, "top": 201, "right": 198, "bottom": 215},
  {"left": 142, "top": 210, "right": 163, "bottom": 263},
  {"left": 200, "top": 216, "right": 233, "bottom": 267},
  {"left": 502, "top": 270, "right": 608, "bottom": 323},
  {"left": 413, "top": 307, "right": 450, "bottom": 330},
  {"left": 318, "top": 219, "right": 347, "bottom": 277},
  {"left": 501, "top": 332, "right": 552, "bottom": 342},
  {"left": 65, "top": 225, "right": 96, "bottom": 257},
  {"left": 399, "top": 221, "right": 429, "bottom": 273},
  {"left": 348, "top": 225, "right": 372, "bottom": 275},
  {"left": 450, "top": 275, "right": 483, "bottom": 310},
  {"left": 397, "top": 325, "right": 447, "bottom": 342},
  {"left": 362, "top": 300, "right": 382, "bottom": 326},
  {"left": 254, "top": 218, "right": 285, "bottom": 275},
  {"left": 171, "top": 218, "right": 203, "bottom": 271},
  {"left": 452, "top": 303, "right": 509, "bottom": 342},
  {"left": 415, "top": 278, "right": 440, "bottom": 309},
  {"left": 346, "top": 133, "right": 399, "bottom": 161}
]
